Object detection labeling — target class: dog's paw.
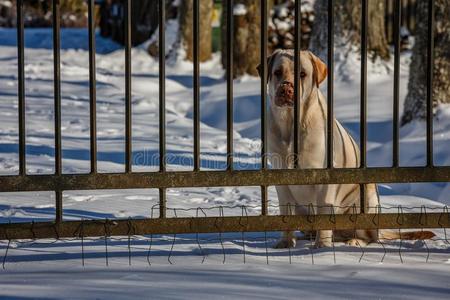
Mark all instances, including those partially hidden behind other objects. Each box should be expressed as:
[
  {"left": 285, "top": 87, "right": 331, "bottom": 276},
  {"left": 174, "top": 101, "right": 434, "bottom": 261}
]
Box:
[
  {"left": 345, "top": 238, "right": 368, "bottom": 247},
  {"left": 274, "top": 238, "right": 296, "bottom": 249},
  {"left": 313, "top": 239, "right": 332, "bottom": 249}
]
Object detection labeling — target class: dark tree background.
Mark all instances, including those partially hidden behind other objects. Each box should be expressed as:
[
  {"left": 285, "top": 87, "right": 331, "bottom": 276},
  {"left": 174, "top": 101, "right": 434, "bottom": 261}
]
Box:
[
  {"left": 310, "top": 0, "right": 390, "bottom": 63},
  {"left": 402, "top": 0, "right": 450, "bottom": 124}
]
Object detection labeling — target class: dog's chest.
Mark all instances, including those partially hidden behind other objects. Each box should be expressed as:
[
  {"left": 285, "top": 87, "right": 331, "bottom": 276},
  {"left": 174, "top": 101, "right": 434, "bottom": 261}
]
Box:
[{"left": 268, "top": 125, "right": 326, "bottom": 169}]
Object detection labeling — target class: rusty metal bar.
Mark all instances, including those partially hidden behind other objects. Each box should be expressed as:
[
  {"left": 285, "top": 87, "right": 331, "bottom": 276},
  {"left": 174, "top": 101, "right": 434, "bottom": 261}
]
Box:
[
  {"left": 260, "top": 0, "right": 268, "bottom": 215},
  {"left": 426, "top": 0, "right": 434, "bottom": 167},
  {"left": 159, "top": 187, "right": 166, "bottom": 219},
  {"left": 159, "top": 0, "right": 166, "bottom": 219},
  {"left": 360, "top": 0, "right": 368, "bottom": 155},
  {"left": 88, "top": 0, "right": 97, "bottom": 173},
  {"left": 360, "top": 0, "right": 368, "bottom": 213},
  {"left": 327, "top": 0, "right": 334, "bottom": 169},
  {"left": 159, "top": 0, "right": 166, "bottom": 172},
  {"left": 124, "top": 0, "right": 132, "bottom": 173},
  {"left": 53, "top": 0, "right": 61, "bottom": 175},
  {"left": 1, "top": 213, "right": 448, "bottom": 240},
  {"left": 293, "top": 0, "right": 301, "bottom": 169},
  {"left": 393, "top": 0, "right": 401, "bottom": 167},
  {"left": 261, "top": 185, "right": 268, "bottom": 216},
  {"left": 2, "top": 166, "right": 450, "bottom": 192},
  {"left": 260, "top": 0, "right": 268, "bottom": 171},
  {"left": 53, "top": 0, "right": 63, "bottom": 223},
  {"left": 193, "top": 0, "right": 200, "bottom": 171},
  {"left": 226, "top": 0, "right": 234, "bottom": 170},
  {"left": 17, "top": 0, "right": 25, "bottom": 176}
]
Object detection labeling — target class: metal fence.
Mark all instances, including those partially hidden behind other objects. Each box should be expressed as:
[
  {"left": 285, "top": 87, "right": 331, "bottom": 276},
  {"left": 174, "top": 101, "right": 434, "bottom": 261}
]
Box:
[{"left": 0, "top": 0, "right": 449, "bottom": 245}]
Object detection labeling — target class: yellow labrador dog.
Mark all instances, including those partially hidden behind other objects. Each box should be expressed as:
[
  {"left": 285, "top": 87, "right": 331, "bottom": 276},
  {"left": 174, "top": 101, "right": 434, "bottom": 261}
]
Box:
[{"left": 258, "top": 49, "right": 434, "bottom": 248}]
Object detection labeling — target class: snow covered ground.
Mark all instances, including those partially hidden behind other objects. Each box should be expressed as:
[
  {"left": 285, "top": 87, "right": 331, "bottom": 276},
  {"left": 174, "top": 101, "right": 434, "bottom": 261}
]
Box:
[{"left": 0, "top": 28, "right": 449, "bottom": 299}]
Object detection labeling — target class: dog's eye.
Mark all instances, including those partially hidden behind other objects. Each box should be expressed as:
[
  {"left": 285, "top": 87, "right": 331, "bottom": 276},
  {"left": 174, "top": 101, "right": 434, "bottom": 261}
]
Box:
[
  {"left": 300, "top": 71, "right": 306, "bottom": 78},
  {"left": 274, "top": 70, "right": 282, "bottom": 77}
]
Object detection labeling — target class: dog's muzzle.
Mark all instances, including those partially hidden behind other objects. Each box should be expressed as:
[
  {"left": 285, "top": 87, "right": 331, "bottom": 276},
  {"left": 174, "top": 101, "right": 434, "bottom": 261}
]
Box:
[{"left": 275, "top": 81, "right": 294, "bottom": 107}]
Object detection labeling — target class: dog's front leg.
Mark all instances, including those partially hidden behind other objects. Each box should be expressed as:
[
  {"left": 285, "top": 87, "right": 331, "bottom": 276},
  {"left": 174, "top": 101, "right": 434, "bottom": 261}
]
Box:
[
  {"left": 314, "top": 185, "right": 336, "bottom": 248},
  {"left": 315, "top": 229, "right": 333, "bottom": 248},
  {"left": 274, "top": 186, "right": 297, "bottom": 248}
]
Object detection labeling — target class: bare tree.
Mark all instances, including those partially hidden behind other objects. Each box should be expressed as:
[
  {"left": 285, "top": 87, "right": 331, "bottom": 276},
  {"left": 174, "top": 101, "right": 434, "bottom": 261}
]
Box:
[
  {"left": 179, "top": 0, "right": 214, "bottom": 62},
  {"left": 402, "top": 0, "right": 450, "bottom": 125},
  {"left": 310, "top": 0, "right": 390, "bottom": 63}
]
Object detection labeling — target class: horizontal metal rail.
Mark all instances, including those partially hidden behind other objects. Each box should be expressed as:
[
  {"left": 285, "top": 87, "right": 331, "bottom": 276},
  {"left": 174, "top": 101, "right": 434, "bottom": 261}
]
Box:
[
  {"left": 1, "top": 213, "right": 448, "bottom": 240},
  {"left": 1, "top": 167, "right": 450, "bottom": 192}
]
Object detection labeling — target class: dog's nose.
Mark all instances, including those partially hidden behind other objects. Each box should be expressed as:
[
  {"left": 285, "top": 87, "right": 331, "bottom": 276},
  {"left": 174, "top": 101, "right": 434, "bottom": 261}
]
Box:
[
  {"left": 278, "top": 83, "right": 294, "bottom": 98},
  {"left": 283, "top": 86, "right": 293, "bottom": 98},
  {"left": 275, "top": 82, "right": 295, "bottom": 107}
]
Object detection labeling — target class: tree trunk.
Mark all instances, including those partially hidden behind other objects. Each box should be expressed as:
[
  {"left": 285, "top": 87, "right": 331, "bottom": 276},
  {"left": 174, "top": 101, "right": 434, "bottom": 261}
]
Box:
[
  {"left": 179, "top": 0, "right": 213, "bottom": 62},
  {"left": 310, "top": 0, "right": 390, "bottom": 63},
  {"left": 131, "top": 0, "right": 159, "bottom": 46},
  {"left": 221, "top": 0, "right": 261, "bottom": 78},
  {"left": 402, "top": 0, "right": 450, "bottom": 125}
]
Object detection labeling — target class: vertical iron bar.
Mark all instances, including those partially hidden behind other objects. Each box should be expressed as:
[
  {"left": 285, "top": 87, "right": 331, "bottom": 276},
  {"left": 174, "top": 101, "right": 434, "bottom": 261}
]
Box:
[
  {"left": 294, "top": 0, "right": 301, "bottom": 169},
  {"left": 159, "top": 0, "right": 166, "bottom": 218},
  {"left": 260, "top": 0, "right": 268, "bottom": 170},
  {"left": 393, "top": 0, "right": 401, "bottom": 167},
  {"left": 17, "top": 0, "right": 25, "bottom": 176},
  {"left": 53, "top": 0, "right": 63, "bottom": 223},
  {"left": 261, "top": 185, "right": 268, "bottom": 216},
  {"left": 226, "top": 0, "right": 234, "bottom": 170},
  {"left": 125, "top": 0, "right": 132, "bottom": 173},
  {"left": 193, "top": 0, "right": 200, "bottom": 171},
  {"left": 159, "top": 0, "right": 166, "bottom": 173},
  {"left": 53, "top": 1, "right": 61, "bottom": 168},
  {"left": 159, "top": 187, "right": 166, "bottom": 219},
  {"left": 88, "top": 0, "right": 97, "bottom": 173},
  {"left": 55, "top": 191, "right": 63, "bottom": 223},
  {"left": 261, "top": 0, "right": 268, "bottom": 215},
  {"left": 327, "top": 0, "right": 334, "bottom": 169},
  {"left": 426, "top": 0, "right": 434, "bottom": 167},
  {"left": 360, "top": 0, "right": 368, "bottom": 213},
  {"left": 360, "top": 0, "right": 368, "bottom": 168}
]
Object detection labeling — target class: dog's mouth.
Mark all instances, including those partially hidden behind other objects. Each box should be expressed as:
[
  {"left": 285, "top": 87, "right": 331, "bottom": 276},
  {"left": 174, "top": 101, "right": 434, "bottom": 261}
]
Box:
[
  {"left": 275, "top": 83, "right": 295, "bottom": 107},
  {"left": 274, "top": 97, "right": 294, "bottom": 107}
]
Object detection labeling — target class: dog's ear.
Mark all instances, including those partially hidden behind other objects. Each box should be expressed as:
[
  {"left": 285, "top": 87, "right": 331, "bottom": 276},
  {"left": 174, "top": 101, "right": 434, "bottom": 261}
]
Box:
[
  {"left": 257, "top": 49, "right": 280, "bottom": 83},
  {"left": 309, "top": 52, "right": 327, "bottom": 87},
  {"left": 256, "top": 64, "right": 263, "bottom": 78}
]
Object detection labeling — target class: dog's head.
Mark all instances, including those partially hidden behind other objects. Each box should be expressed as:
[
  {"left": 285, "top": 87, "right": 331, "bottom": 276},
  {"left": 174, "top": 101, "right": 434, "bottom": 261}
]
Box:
[{"left": 257, "top": 49, "right": 327, "bottom": 108}]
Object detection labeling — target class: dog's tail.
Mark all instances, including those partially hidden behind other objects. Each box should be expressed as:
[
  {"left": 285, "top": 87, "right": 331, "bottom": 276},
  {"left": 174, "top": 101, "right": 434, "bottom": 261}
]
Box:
[{"left": 380, "top": 230, "right": 435, "bottom": 240}]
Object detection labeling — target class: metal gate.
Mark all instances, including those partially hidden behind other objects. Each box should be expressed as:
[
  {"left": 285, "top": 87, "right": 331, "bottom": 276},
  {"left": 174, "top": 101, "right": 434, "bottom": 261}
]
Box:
[{"left": 0, "top": 0, "right": 449, "bottom": 242}]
